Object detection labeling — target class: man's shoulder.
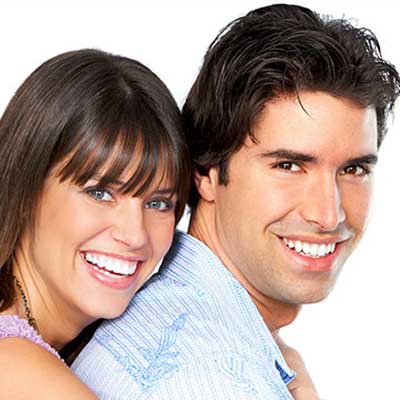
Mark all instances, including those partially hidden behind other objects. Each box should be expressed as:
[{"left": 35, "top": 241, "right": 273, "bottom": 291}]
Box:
[
  {"left": 100, "top": 230, "right": 265, "bottom": 350},
  {"left": 75, "top": 304, "right": 292, "bottom": 399},
  {"left": 72, "top": 232, "right": 294, "bottom": 399},
  {"left": 74, "top": 305, "right": 293, "bottom": 400},
  {"left": 129, "top": 231, "right": 226, "bottom": 310}
]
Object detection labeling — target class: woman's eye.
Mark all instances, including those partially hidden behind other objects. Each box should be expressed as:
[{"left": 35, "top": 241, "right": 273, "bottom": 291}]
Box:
[
  {"left": 86, "top": 188, "right": 113, "bottom": 202},
  {"left": 146, "top": 199, "right": 174, "bottom": 211},
  {"left": 275, "top": 162, "right": 301, "bottom": 172}
]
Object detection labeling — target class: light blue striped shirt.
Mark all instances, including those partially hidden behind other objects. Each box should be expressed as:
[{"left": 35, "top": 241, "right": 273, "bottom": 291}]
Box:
[{"left": 73, "top": 231, "right": 295, "bottom": 399}]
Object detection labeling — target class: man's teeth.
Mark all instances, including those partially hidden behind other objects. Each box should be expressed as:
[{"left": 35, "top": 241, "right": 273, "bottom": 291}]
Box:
[
  {"left": 84, "top": 253, "right": 137, "bottom": 276},
  {"left": 283, "top": 238, "right": 336, "bottom": 258}
]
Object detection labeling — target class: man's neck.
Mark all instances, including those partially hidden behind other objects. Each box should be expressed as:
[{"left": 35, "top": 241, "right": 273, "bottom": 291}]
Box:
[{"left": 188, "top": 200, "right": 301, "bottom": 334}]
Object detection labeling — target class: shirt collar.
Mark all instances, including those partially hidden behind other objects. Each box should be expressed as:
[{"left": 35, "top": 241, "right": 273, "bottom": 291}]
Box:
[{"left": 169, "top": 231, "right": 296, "bottom": 385}]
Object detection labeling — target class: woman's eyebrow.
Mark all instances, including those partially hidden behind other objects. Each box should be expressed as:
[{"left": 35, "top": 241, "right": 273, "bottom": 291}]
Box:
[
  {"left": 152, "top": 188, "right": 175, "bottom": 195},
  {"left": 90, "top": 175, "right": 124, "bottom": 186}
]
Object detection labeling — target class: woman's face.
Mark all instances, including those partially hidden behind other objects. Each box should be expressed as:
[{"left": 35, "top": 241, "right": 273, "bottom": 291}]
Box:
[{"left": 17, "top": 162, "right": 177, "bottom": 328}]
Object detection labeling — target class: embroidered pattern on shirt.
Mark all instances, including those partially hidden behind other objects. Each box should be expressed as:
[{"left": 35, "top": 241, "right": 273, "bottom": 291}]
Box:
[
  {"left": 95, "top": 313, "right": 187, "bottom": 392},
  {"left": 219, "top": 356, "right": 257, "bottom": 396}
]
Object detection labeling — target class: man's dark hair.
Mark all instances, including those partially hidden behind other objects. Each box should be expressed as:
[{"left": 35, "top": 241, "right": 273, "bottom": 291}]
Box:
[{"left": 183, "top": 4, "right": 400, "bottom": 208}]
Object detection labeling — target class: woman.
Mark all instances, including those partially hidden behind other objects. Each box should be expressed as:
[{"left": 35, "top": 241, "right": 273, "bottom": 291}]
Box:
[{"left": 0, "top": 49, "right": 190, "bottom": 398}]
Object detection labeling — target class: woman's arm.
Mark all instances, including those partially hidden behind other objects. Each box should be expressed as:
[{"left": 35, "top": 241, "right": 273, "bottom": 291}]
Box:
[{"left": 0, "top": 337, "right": 97, "bottom": 399}]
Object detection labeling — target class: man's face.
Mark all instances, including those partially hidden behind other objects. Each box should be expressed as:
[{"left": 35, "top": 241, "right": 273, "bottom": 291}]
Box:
[{"left": 206, "top": 91, "right": 377, "bottom": 304}]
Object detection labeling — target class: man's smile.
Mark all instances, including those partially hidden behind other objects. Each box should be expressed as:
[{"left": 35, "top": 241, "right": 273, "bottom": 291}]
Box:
[
  {"left": 277, "top": 234, "right": 351, "bottom": 273},
  {"left": 282, "top": 237, "right": 336, "bottom": 258}
]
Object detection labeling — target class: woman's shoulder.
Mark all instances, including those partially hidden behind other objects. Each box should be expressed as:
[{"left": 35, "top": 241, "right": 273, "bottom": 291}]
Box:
[
  {"left": 0, "top": 332, "right": 61, "bottom": 365},
  {"left": 0, "top": 316, "right": 97, "bottom": 399},
  {"left": 0, "top": 314, "right": 62, "bottom": 360},
  {"left": 0, "top": 334, "right": 97, "bottom": 399}
]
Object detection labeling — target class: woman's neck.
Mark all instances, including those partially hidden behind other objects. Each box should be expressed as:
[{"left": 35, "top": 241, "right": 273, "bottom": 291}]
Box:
[{"left": 12, "top": 261, "right": 90, "bottom": 351}]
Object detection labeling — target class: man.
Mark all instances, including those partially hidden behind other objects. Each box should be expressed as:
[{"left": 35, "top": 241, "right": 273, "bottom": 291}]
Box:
[{"left": 72, "top": 4, "right": 399, "bottom": 399}]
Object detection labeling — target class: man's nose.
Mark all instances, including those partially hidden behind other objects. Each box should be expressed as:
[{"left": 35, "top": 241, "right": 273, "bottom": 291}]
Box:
[{"left": 299, "top": 173, "right": 346, "bottom": 231}]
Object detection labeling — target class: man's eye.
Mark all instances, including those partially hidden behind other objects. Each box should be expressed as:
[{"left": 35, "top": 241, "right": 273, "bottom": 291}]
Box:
[
  {"left": 86, "top": 188, "right": 113, "bottom": 201},
  {"left": 145, "top": 199, "right": 174, "bottom": 211},
  {"left": 274, "top": 162, "right": 301, "bottom": 172},
  {"left": 341, "top": 165, "right": 369, "bottom": 177}
]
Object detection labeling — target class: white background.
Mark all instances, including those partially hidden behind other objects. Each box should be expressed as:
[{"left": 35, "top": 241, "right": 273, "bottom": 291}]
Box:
[{"left": 1, "top": 1, "right": 398, "bottom": 398}]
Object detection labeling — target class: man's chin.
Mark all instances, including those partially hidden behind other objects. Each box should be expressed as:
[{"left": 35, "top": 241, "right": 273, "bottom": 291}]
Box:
[{"left": 281, "top": 284, "right": 336, "bottom": 305}]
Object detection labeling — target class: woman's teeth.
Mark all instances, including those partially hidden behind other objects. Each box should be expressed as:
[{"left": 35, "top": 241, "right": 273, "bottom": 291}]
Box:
[
  {"left": 84, "top": 252, "right": 138, "bottom": 276},
  {"left": 283, "top": 238, "right": 336, "bottom": 258}
]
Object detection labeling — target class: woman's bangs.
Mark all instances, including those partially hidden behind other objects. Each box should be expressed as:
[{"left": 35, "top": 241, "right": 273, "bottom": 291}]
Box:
[
  {"left": 115, "top": 124, "right": 180, "bottom": 197},
  {"left": 56, "top": 123, "right": 180, "bottom": 198}
]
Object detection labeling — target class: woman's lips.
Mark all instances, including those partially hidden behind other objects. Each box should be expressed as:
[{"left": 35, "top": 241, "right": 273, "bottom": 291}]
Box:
[{"left": 80, "top": 251, "right": 143, "bottom": 289}]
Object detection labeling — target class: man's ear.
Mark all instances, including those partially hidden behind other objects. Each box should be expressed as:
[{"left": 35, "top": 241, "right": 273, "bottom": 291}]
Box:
[{"left": 194, "top": 167, "right": 220, "bottom": 202}]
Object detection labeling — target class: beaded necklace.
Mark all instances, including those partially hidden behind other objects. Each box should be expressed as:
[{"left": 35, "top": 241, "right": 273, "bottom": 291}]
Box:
[{"left": 13, "top": 276, "right": 38, "bottom": 331}]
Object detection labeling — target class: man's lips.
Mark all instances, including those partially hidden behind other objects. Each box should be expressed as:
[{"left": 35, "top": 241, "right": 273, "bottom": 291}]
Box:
[
  {"left": 278, "top": 235, "right": 349, "bottom": 272},
  {"left": 282, "top": 237, "right": 337, "bottom": 258}
]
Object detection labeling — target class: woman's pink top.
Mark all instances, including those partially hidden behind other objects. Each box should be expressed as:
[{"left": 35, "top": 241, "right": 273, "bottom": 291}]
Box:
[{"left": 0, "top": 315, "right": 62, "bottom": 360}]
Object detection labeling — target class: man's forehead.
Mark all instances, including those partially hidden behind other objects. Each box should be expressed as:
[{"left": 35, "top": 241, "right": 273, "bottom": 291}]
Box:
[{"left": 247, "top": 92, "right": 377, "bottom": 141}]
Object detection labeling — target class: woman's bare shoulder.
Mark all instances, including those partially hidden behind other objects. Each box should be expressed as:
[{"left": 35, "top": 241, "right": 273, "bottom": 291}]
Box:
[{"left": 0, "top": 337, "right": 97, "bottom": 399}]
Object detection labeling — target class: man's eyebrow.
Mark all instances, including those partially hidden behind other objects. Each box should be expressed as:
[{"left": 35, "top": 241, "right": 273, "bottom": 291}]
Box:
[
  {"left": 259, "top": 150, "right": 379, "bottom": 166},
  {"left": 345, "top": 154, "right": 378, "bottom": 165},
  {"left": 259, "top": 149, "right": 317, "bottom": 163}
]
